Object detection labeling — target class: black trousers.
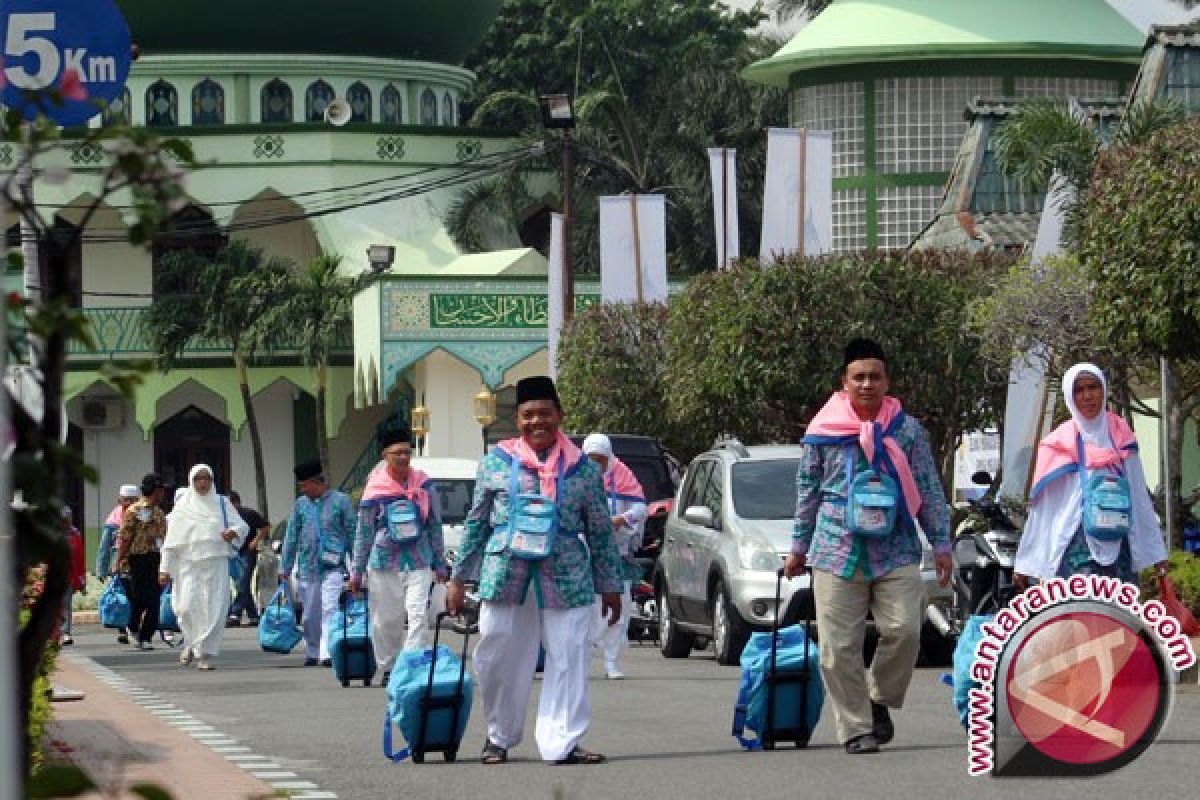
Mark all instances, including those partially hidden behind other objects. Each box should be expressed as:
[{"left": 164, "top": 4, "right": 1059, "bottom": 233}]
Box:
[{"left": 127, "top": 552, "right": 162, "bottom": 643}]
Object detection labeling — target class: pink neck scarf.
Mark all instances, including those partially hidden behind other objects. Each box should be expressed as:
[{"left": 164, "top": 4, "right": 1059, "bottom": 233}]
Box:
[
  {"left": 605, "top": 457, "right": 645, "bottom": 501},
  {"left": 362, "top": 462, "right": 431, "bottom": 520},
  {"left": 105, "top": 504, "right": 126, "bottom": 527},
  {"left": 805, "top": 391, "right": 923, "bottom": 517},
  {"left": 1030, "top": 412, "right": 1137, "bottom": 500},
  {"left": 497, "top": 431, "right": 582, "bottom": 501}
]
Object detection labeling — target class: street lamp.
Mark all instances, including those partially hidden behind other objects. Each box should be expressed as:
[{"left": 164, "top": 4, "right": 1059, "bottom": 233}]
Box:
[
  {"left": 538, "top": 93, "right": 576, "bottom": 322},
  {"left": 473, "top": 387, "right": 497, "bottom": 454},
  {"left": 366, "top": 244, "right": 396, "bottom": 275},
  {"left": 411, "top": 399, "right": 430, "bottom": 456}
]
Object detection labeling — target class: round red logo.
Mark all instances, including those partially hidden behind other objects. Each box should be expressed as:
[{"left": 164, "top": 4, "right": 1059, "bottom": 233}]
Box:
[{"left": 1005, "top": 611, "right": 1162, "bottom": 766}]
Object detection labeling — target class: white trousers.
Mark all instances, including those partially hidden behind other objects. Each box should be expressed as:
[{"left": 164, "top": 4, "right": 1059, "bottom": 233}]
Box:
[
  {"left": 367, "top": 568, "right": 434, "bottom": 671},
  {"left": 296, "top": 569, "right": 344, "bottom": 660},
  {"left": 474, "top": 594, "right": 594, "bottom": 762},
  {"left": 591, "top": 581, "right": 632, "bottom": 669},
  {"left": 174, "top": 556, "right": 231, "bottom": 659}
]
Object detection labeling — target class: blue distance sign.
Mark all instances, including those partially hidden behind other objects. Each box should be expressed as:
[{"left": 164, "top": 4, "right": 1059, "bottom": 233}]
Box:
[{"left": 1, "top": 0, "right": 132, "bottom": 126}]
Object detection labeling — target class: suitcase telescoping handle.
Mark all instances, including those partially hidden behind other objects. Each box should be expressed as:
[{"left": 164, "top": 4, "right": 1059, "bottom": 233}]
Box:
[
  {"left": 772, "top": 567, "right": 813, "bottom": 672},
  {"left": 428, "top": 610, "right": 470, "bottom": 698}
]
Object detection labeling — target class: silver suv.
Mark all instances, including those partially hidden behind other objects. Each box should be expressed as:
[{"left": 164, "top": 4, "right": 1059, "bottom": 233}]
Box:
[{"left": 657, "top": 441, "right": 813, "bottom": 665}]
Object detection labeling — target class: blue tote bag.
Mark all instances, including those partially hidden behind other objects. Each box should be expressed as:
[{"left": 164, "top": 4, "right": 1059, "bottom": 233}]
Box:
[
  {"left": 99, "top": 576, "right": 131, "bottom": 629},
  {"left": 258, "top": 583, "right": 303, "bottom": 654}
]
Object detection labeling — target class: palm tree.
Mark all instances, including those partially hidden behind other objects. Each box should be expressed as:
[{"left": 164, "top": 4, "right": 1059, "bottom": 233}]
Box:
[
  {"left": 144, "top": 239, "right": 293, "bottom": 519},
  {"left": 263, "top": 255, "right": 375, "bottom": 478}
]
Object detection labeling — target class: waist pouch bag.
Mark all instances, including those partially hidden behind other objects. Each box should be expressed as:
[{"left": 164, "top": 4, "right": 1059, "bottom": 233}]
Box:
[
  {"left": 1078, "top": 437, "right": 1131, "bottom": 542},
  {"left": 505, "top": 459, "right": 560, "bottom": 561},
  {"left": 845, "top": 447, "right": 899, "bottom": 538},
  {"left": 99, "top": 575, "right": 132, "bottom": 629},
  {"left": 158, "top": 584, "right": 181, "bottom": 632},
  {"left": 259, "top": 584, "right": 303, "bottom": 654},
  {"left": 385, "top": 499, "right": 422, "bottom": 544}
]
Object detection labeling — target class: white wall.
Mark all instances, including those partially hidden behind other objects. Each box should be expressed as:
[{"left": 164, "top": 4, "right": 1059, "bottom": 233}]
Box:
[
  {"left": 229, "top": 379, "right": 296, "bottom": 524},
  {"left": 78, "top": 393, "right": 152, "bottom": 532},
  {"left": 413, "top": 350, "right": 490, "bottom": 459}
]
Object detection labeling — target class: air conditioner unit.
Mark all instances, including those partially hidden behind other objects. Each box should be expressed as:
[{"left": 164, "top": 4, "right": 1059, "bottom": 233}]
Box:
[{"left": 80, "top": 397, "right": 124, "bottom": 430}]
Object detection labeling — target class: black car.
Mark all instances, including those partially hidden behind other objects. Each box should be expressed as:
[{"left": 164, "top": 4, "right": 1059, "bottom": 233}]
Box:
[{"left": 567, "top": 433, "right": 679, "bottom": 556}]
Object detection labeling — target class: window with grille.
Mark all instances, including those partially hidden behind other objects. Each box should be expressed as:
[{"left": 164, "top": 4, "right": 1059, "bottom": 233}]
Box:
[
  {"left": 1013, "top": 77, "right": 1120, "bottom": 99},
  {"left": 348, "top": 82, "right": 372, "bottom": 123},
  {"left": 420, "top": 89, "right": 437, "bottom": 125},
  {"left": 192, "top": 79, "right": 224, "bottom": 125},
  {"left": 876, "top": 185, "right": 944, "bottom": 250},
  {"left": 875, "top": 76, "right": 1002, "bottom": 174},
  {"left": 833, "top": 190, "right": 868, "bottom": 252},
  {"left": 145, "top": 80, "right": 178, "bottom": 127},
  {"left": 1165, "top": 46, "right": 1200, "bottom": 113},
  {"left": 102, "top": 88, "right": 131, "bottom": 127},
  {"left": 381, "top": 84, "right": 403, "bottom": 124},
  {"left": 305, "top": 80, "right": 335, "bottom": 122},
  {"left": 790, "top": 82, "right": 865, "bottom": 178},
  {"left": 261, "top": 79, "right": 293, "bottom": 123}
]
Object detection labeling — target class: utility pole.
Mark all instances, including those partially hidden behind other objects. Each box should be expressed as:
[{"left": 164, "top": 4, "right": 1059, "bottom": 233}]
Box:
[{"left": 561, "top": 128, "right": 574, "bottom": 322}]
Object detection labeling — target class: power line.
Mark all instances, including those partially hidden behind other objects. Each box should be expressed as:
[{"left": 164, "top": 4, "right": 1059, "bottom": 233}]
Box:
[{"left": 14, "top": 147, "right": 540, "bottom": 244}]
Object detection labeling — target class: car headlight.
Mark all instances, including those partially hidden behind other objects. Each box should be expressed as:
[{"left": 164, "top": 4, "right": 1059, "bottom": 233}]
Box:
[{"left": 738, "top": 540, "right": 779, "bottom": 572}]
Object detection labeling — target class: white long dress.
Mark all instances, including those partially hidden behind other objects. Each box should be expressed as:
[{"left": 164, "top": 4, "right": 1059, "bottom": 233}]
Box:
[{"left": 161, "top": 467, "right": 248, "bottom": 659}]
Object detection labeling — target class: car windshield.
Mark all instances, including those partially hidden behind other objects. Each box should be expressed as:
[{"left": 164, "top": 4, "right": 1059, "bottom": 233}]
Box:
[
  {"left": 731, "top": 460, "right": 801, "bottom": 520},
  {"left": 622, "top": 455, "right": 675, "bottom": 503},
  {"left": 433, "top": 479, "right": 475, "bottom": 524}
]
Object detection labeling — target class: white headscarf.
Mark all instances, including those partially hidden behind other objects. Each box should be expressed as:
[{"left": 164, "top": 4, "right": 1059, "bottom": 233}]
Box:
[
  {"left": 1062, "top": 363, "right": 1111, "bottom": 448},
  {"left": 582, "top": 433, "right": 614, "bottom": 472},
  {"left": 162, "top": 464, "right": 247, "bottom": 565}
]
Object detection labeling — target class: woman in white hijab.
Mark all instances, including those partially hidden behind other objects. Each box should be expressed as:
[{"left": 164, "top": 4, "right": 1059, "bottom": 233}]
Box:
[
  {"left": 159, "top": 464, "right": 249, "bottom": 670},
  {"left": 1014, "top": 364, "right": 1168, "bottom": 588}
]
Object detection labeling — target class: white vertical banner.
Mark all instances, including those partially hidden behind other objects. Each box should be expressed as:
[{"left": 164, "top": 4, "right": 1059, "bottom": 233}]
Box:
[
  {"left": 599, "top": 194, "right": 668, "bottom": 304},
  {"left": 547, "top": 213, "right": 564, "bottom": 380},
  {"left": 708, "top": 147, "right": 740, "bottom": 269},
  {"left": 760, "top": 128, "right": 833, "bottom": 262},
  {"left": 997, "top": 172, "right": 1074, "bottom": 501}
]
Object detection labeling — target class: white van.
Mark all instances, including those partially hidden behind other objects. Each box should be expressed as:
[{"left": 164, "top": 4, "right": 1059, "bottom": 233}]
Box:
[{"left": 412, "top": 457, "right": 478, "bottom": 565}]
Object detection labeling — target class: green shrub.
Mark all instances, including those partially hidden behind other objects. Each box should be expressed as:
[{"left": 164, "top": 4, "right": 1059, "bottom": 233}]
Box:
[
  {"left": 557, "top": 302, "right": 681, "bottom": 450},
  {"left": 663, "top": 250, "right": 1012, "bottom": 468}
]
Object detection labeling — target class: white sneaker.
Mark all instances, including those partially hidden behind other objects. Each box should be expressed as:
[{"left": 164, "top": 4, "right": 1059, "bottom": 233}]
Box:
[
  {"left": 605, "top": 666, "right": 625, "bottom": 680},
  {"left": 196, "top": 659, "right": 215, "bottom": 671}
]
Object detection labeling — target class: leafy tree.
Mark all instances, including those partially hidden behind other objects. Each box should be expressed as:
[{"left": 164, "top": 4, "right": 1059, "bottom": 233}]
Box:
[
  {"left": 663, "top": 251, "right": 1013, "bottom": 483},
  {"left": 144, "top": 240, "right": 292, "bottom": 519},
  {"left": 770, "top": 0, "right": 834, "bottom": 20},
  {"left": 463, "top": 0, "right": 766, "bottom": 126},
  {"left": 2, "top": 101, "right": 192, "bottom": 785},
  {"left": 1077, "top": 120, "right": 1200, "bottom": 542},
  {"left": 453, "top": 7, "right": 786, "bottom": 273},
  {"left": 556, "top": 303, "right": 679, "bottom": 450},
  {"left": 261, "top": 256, "right": 373, "bottom": 478}
]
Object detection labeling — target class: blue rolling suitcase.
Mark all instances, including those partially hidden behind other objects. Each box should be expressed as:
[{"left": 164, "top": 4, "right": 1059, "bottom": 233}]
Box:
[
  {"left": 329, "top": 590, "right": 376, "bottom": 687},
  {"left": 733, "top": 569, "right": 824, "bottom": 750},
  {"left": 384, "top": 611, "right": 473, "bottom": 763}
]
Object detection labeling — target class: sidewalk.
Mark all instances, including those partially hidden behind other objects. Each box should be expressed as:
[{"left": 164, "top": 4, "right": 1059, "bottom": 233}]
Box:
[{"left": 45, "top": 655, "right": 275, "bottom": 800}]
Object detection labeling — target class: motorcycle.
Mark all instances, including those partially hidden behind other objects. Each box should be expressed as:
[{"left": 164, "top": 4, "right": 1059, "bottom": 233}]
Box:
[{"left": 925, "top": 471, "right": 1022, "bottom": 640}]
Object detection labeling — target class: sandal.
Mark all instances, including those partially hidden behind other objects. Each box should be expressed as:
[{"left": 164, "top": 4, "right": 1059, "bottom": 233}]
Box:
[
  {"left": 554, "top": 746, "right": 605, "bottom": 765},
  {"left": 481, "top": 741, "right": 508, "bottom": 765}
]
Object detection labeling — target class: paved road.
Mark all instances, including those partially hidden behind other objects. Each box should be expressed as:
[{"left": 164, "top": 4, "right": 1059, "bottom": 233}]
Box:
[{"left": 74, "top": 624, "right": 1198, "bottom": 800}]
